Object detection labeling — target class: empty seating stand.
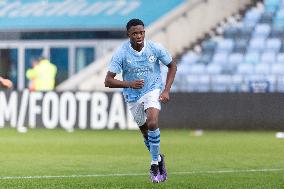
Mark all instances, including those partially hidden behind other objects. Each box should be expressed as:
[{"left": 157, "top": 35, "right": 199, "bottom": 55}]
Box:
[{"left": 174, "top": 0, "right": 284, "bottom": 92}]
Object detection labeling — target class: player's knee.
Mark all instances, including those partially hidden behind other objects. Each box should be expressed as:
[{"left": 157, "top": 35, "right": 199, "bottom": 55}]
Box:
[{"left": 147, "top": 120, "right": 158, "bottom": 131}]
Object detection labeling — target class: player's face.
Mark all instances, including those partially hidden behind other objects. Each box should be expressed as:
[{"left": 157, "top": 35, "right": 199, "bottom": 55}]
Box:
[{"left": 127, "top": 25, "right": 145, "bottom": 46}]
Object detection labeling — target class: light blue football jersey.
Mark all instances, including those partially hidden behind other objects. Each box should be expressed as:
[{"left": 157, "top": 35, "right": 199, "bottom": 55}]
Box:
[{"left": 108, "top": 40, "right": 172, "bottom": 102}]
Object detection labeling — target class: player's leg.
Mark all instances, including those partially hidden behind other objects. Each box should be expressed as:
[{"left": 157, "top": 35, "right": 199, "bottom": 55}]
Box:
[
  {"left": 139, "top": 121, "right": 165, "bottom": 181},
  {"left": 139, "top": 123, "right": 150, "bottom": 151},
  {"left": 143, "top": 89, "right": 167, "bottom": 182},
  {"left": 145, "top": 107, "right": 161, "bottom": 183}
]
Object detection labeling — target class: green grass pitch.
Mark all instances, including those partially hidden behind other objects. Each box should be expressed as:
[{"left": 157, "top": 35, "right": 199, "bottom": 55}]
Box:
[{"left": 0, "top": 128, "right": 283, "bottom": 189}]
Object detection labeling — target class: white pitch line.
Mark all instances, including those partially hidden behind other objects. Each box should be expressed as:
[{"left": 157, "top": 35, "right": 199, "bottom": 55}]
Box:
[{"left": 0, "top": 168, "right": 284, "bottom": 180}]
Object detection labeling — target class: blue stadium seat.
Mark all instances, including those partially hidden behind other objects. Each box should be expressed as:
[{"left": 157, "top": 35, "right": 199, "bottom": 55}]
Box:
[
  {"left": 187, "top": 64, "right": 206, "bottom": 75},
  {"left": 230, "top": 75, "right": 244, "bottom": 92},
  {"left": 244, "top": 52, "right": 260, "bottom": 64},
  {"left": 228, "top": 53, "right": 244, "bottom": 65},
  {"left": 197, "top": 75, "right": 211, "bottom": 92},
  {"left": 206, "top": 63, "right": 223, "bottom": 75},
  {"left": 211, "top": 75, "right": 232, "bottom": 92},
  {"left": 248, "top": 37, "right": 266, "bottom": 52},
  {"left": 253, "top": 24, "right": 271, "bottom": 38},
  {"left": 277, "top": 75, "right": 284, "bottom": 91},
  {"left": 260, "top": 51, "right": 277, "bottom": 63},
  {"left": 265, "top": 38, "right": 281, "bottom": 52},
  {"left": 243, "top": 9, "right": 262, "bottom": 27},
  {"left": 237, "top": 63, "right": 255, "bottom": 74},
  {"left": 276, "top": 52, "right": 284, "bottom": 63},
  {"left": 180, "top": 51, "right": 200, "bottom": 64},
  {"left": 186, "top": 75, "right": 210, "bottom": 92},
  {"left": 254, "top": 63, "right": 271, "bottom": 74},
  {"left": 216, "top": 39, "right": 234, "bottom": 53},
  {"left": 212, "top": 52, "right": 228, "bottom": 65},
  {"left": 271, "top": 63, "right": 284, "bottom": 74}
]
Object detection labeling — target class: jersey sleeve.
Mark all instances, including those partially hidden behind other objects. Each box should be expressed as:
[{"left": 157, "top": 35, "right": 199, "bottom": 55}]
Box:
[
  {"left": 108, "top": 49, "right": 123, "bottom": 74},
  {"left": 156, "top": 43, "right": 172, "bottom": 66}
]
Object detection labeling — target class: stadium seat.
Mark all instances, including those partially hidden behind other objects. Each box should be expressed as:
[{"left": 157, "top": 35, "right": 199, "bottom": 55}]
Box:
[
  {"left": 216, "top": 39, "right": 234, "bottom": 53},
  {"left": 197, "top": 75, "right": 211, "bottom": 92},
  {"left": 253, "top": 24, "right": 271, "bottom": 38},
  {"left": 260, "top": 51, "right": 276, "bottom": 63},
  {"left": 248, "top": 37, "right": 266, "bottom": 52},
  {"left": 228, "top": 53, "right": 244, "bottom": 65},
  {"left": 254, "top": 63, "right": 271, "bottom": 74},
  {"left": 276, "top": 75, "right": 284, "bottom": 91},
  {"left": 187, "top": 64, "right": 206, "bottom": 75},
  {"left": 271, "top": 63, "right": 284, "bottom": 74},
  {"left": 237, "top": 63, "right": 255, "bottom": 74},
  {"left": 211, "top": 75, "right": 232, "bottom": 92},
  {"left": 244, "top": 52, "right": 260, "bottom": 64},
  {"left": 265, "top": 38, "right": 281, "bottom": 52},
  {"left": 186, "top": 75, "right": 210, "bottom": 92},
  {"left": 276, "top": 52, "right": 284, "bottom": 63},
  {"left": 230, "top": 74, "right": 244, "bottom": 92},
  {"left": 185, "top": 75, "right": 200, "bottom": 92},
  {"left": 212, "top": 52, "right": 228, "bottom": 65},
  {"left": 243, "top": 9, "right": 262, "bottom": 27},
  {"left": 206, "top": 63, "right": 223, "bottom": 75},
  {"left": 180, "top": 51, "right": 200, "bottom": 64}
]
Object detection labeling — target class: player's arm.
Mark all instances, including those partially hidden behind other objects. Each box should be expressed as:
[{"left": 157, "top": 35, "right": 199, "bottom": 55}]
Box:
[
  {"left": 0, "top": 76, "right": 13, "bottom": 89},
  {"left": 104, "top": 71, "right": 144, "bottom": 89},
  {"left": 159, "top": 60, "right": 177, "bottom": 103}
]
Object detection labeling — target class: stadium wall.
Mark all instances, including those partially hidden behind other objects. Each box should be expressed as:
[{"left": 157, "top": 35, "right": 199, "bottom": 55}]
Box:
[{"left": 0, "top": 91, "right": 283, "bottom": 131}]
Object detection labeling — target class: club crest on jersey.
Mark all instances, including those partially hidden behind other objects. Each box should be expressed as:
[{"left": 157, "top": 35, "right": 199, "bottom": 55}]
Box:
[{"left": 148, "top": 55, "right": 156, "bottom": 63}]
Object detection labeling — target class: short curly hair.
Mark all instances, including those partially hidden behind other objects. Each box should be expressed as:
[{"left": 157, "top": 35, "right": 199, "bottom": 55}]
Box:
[{"left": 126, "top": 19, "right": 144, "bottom": 31}]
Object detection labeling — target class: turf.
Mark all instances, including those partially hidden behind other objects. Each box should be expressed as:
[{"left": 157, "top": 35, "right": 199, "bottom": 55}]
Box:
[{"left": 0, "top": 128, "right": 283, "bottom": 189}]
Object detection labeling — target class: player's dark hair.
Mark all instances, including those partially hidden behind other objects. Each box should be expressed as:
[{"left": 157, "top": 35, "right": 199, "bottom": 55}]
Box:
[{"left": 126, "top": 19, "right": 144, "bottom": 31}]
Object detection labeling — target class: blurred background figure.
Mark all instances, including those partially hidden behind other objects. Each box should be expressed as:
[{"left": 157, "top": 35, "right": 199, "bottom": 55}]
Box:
[
  {"left": 26, "top": 57, "right": 57, "bottom": 91},
  {"left": 0, "top": 76, "right": 13, "bottom": 89},
  {"left": 26, "top": 58, "right": 39, "bottom": 91}
]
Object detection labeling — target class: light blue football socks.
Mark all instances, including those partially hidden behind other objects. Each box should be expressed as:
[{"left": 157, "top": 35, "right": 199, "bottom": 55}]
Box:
[
  {"left": 144, "top": 138, "right": 150, "bottom": 151},
  {"left": 148, "top": 128, "right": 160, "bottom": 164}
]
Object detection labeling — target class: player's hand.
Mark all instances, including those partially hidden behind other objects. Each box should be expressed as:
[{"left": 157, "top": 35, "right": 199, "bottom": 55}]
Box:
[
  {"left": 159, "top": 90, "right": 170, "bottom": 104},
  {"left": 129, "top": 80, "right": 144, "bottom": 89},
  {"left": 0, "top": 78, "right": 13, "bottom": 89}
]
